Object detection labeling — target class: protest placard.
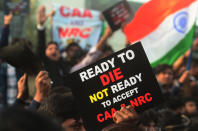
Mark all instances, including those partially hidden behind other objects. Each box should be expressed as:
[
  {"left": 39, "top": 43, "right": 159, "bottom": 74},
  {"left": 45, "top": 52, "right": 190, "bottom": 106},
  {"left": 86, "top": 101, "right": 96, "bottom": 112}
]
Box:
[
  {"left": 103, "top": 1, "right": 131, "bottom": 31},
  {"left": 66, "top": 41, "right": 164, "bottom": 131},
  {"left": 52, "top": 4, "right": 102, "bottom": 51},
  {"left": 4, "top": 0, "right": 30, "bottom": 15}
]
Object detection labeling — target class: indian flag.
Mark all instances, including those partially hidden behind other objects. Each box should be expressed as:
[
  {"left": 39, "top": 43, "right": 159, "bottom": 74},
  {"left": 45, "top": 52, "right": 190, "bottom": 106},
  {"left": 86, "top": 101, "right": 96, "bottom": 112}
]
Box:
[{"left": 124, "top": 0, "right": 198, "bottom": 67}]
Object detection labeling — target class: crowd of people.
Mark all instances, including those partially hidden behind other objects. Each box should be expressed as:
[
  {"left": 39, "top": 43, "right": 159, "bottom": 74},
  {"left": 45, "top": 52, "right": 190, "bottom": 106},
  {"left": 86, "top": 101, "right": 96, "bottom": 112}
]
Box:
[{"left": 0, "top": 5, "right": 198, "bottom": 131}]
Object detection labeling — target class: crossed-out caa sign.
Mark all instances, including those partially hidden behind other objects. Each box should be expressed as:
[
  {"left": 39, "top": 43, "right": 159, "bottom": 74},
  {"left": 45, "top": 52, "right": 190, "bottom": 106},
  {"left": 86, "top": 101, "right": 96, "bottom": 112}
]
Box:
[{"left": 67, "top": 42, "right": 164, "bottom": 131}]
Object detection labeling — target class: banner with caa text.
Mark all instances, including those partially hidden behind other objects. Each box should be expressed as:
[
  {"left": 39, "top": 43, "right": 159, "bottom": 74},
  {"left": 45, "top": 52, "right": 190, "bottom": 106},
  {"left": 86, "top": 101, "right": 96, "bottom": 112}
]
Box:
[{"left": 52, "top": 4, "right": 102, "bottom": 51}]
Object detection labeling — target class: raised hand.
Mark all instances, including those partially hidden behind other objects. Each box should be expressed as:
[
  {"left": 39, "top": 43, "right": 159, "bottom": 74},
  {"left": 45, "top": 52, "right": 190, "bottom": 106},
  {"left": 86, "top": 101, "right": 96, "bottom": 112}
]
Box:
[
  {"left": 17, "top": 74, "right": 28, "bottom": 100},
  {"left": 179, "top": 70, "right": 190, "bottom": 84},
  {"left": 4, "top": 12, "right": 13, "bottom": 25},
  {"left": 34, "top": 71, "right": 51, "bottom": 102},
  {"left": 113, "top": 105, "right": 138, "bottom": 123},
  {"left": 37, "top": 6, "right": 48, "bottom": 25},
  {"left": 104, "top": 26, "right": 113, "bottom": 38}
]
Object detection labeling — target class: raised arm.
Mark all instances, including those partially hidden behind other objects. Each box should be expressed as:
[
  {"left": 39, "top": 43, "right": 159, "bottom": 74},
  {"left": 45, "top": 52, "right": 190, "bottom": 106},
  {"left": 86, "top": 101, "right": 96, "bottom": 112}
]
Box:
[
  {"left": 35, "top": 6, "right": 55, "bottom": 58},
  {"left": 15, "top": 71, "right": 51, "bottom": 111},
  {"left": 96, "top": 26, "right": 112, "bottom": 51},
  {"left": 35, "top": 6, "right": 48, "bottom": 57},
  {"left": 0, "top": 13, "right": 13, "bottom": 48}
]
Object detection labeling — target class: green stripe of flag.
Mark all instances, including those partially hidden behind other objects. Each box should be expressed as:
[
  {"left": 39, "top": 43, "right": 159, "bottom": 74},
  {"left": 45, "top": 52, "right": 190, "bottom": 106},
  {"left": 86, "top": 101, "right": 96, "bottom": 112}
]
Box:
[{"left": 151, "top": 24, "right": 195, "bottom": 67}]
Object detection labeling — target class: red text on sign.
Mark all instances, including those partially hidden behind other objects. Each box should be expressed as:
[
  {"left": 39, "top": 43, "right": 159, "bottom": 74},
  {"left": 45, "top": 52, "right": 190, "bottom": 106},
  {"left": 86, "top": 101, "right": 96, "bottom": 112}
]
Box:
[
  {"left": 60, "top": 6, "right": 93, "bottom": 18},
  {"left": 100, "top": 67, "right": 124, "bottom": 86},
  {"left": 58, "top": 27, "right": 91, "bottom": 39}
]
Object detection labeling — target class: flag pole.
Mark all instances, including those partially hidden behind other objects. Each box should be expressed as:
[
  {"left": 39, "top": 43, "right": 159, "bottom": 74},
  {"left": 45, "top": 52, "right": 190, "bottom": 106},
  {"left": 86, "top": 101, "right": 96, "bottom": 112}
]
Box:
[{"left": 186, "top": 46, "right": 193, "bottom": 70}]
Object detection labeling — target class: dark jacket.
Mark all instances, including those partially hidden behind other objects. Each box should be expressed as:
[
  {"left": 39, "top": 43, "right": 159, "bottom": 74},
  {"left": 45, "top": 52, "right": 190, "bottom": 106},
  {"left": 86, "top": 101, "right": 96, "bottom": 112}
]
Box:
[
  {"left": 0, "top": 25, "right": 10, "bottom": 106},
  {"left": 36, "top": 28, "right": 70, "bottom": 87}
]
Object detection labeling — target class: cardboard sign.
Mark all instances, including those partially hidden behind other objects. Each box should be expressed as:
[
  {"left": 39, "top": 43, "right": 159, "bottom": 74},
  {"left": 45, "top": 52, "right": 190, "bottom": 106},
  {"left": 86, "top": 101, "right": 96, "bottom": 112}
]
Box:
[
  {"left": 67, "top": 42, "right": 164, "bottom": 131},
  {"left": 103, "top": 1, "right": 131, "bottom": 31},
  {"left": 4, "top": 0, "right": 30, "bottom": 16},
  {"left": 52, "top": 4, "right": 102, "bottom": 51}
]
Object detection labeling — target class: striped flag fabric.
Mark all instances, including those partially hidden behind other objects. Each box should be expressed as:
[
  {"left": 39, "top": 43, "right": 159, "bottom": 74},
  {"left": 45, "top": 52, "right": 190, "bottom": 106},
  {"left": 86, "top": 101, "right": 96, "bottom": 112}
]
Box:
[{"left": 124, "top": 0, "right": 198, "bottom": 67}]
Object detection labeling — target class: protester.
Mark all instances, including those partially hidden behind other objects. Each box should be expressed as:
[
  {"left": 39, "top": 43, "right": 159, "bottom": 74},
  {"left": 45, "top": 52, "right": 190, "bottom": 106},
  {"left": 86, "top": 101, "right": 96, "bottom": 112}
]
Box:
[
  {"left": 138, "top": 109, "right": 159, "bottom": 131},
  {"left": 182, "top": 97, "right": 197, "bottom": 116},
  {"left": 154, "top": 64, "right": 190, "bottom": 99},
  {"left": 15, "top": 71, "right": 51, "bottom": 110},
  {"left": 0, "top": 107, "right": 63, "bottom": 131},
  {"left": 166, "top": 97, "right": 184, "bottom": 113},
  {"left": 70, "top": 26, "right": 113, "bottom": 73},
  {"left": 63, "top": 41, "right": 83, "bottom": 67},
  {"left": 157, "top": 109, "right": 190, "bottom": 131},
  {"left": 1, "top": 1, "right": 198, "bottom": 131},
  {"left": 38, "top": 86, "right": 86, "bottom": 131},
  {"left": 0, "top": 12, "right": 23, "bottom": 106},
  {"left": 36, "top": 6, "right": 71, "bottom": 87},
  {"left": 0, "top": 13, "right": 12, "bottom": 107}
]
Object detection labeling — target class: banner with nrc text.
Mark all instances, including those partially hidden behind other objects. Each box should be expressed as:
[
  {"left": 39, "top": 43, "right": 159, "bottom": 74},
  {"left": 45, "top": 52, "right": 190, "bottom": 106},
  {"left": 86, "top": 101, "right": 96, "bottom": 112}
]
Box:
[{"left": 52, "top": 4, "right": 102, "bottom": 51}]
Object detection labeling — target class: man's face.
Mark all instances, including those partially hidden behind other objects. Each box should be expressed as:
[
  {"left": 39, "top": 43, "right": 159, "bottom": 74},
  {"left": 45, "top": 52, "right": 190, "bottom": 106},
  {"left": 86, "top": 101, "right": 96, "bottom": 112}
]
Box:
[
  {"left": 140, "top": 121, "right": 157, "bottom": 131},
  {"left": 185, "top": 101, "right": 197, "bottom": 114},
  {"left": 62, "top": 118, "right": 86, "bottom": 131},
  {"left": 45, "top": 44, "right": 61, "bottom": 61},
  {"left": 67, "top": 46, "right": 81, "bottom": 59},
  {"left": 156, "top": 68, "right": 174, "bottom": 85}
]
